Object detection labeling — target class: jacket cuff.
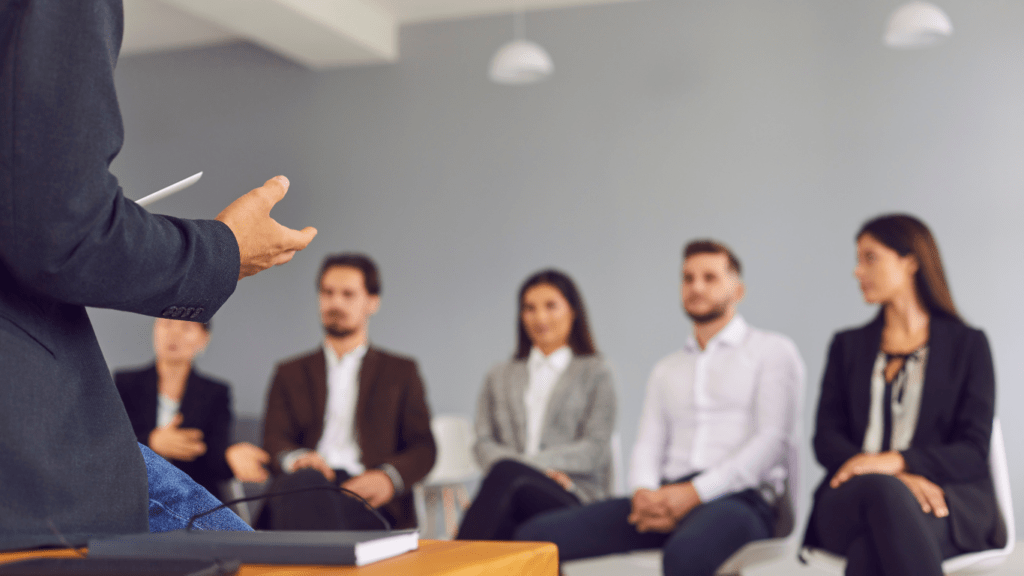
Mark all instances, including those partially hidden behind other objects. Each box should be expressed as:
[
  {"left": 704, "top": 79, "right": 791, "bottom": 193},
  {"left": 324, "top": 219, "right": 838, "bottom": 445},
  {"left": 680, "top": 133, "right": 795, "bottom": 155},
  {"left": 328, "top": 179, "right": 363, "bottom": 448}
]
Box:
[
  {"left": 379, "top": 463, "right": 405, "bottom": 495},
  {"left": 279, "top": 448, "right": 312, "bottom": 474}
]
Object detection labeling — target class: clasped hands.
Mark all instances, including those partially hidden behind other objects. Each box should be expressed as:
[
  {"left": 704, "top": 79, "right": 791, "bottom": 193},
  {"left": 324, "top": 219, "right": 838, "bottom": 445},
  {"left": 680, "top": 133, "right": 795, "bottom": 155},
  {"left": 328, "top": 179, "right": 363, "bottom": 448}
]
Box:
[
  {"left": 627, "top": 482, "right": 702, "bottom": 534},
  {"left": 830, "top": 451, "right": 948, "bottom": 518},
  {"left": 292, "top": 452, "right": 395, "bottom": 508}
]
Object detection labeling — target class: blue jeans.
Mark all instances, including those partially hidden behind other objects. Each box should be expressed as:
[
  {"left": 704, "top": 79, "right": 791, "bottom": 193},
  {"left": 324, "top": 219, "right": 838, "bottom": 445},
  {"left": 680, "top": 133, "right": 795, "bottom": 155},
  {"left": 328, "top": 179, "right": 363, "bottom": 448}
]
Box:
[
  {"left": 514, "top": 490, "right": 773, "bottom": 576},
  {"left": 140, "top": 444, "right": 251, "bottom": 532}
]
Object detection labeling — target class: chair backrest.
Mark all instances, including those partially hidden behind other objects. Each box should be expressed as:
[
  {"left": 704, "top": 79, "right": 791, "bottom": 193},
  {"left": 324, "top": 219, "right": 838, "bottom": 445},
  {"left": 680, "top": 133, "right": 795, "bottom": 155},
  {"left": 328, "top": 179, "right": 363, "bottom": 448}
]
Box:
[
  {"left": 771, "top": 439, "right": 799, "bottom": 538},
  {"left": 232, "top": 414, "right": 263, "bottom": 445},
  {"left": 988, "top": 418, "right": 1015, "bottom": 547},
  {"left": 610, "top": 431, "right": 627, "bottom": 497},
  {"left": 423, "top": 414, "right": 479, "bottom": 484}
]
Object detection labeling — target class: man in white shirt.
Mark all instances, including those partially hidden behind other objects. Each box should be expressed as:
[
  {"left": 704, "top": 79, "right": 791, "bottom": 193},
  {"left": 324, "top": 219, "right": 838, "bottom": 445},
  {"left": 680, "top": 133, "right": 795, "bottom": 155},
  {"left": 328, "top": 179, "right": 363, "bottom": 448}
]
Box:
[
  {"left": 257, "top": 253, "right": 436, "bottom": 530},
  {"left": 515, "top": 240, "right": 804, "bottom": 576}
]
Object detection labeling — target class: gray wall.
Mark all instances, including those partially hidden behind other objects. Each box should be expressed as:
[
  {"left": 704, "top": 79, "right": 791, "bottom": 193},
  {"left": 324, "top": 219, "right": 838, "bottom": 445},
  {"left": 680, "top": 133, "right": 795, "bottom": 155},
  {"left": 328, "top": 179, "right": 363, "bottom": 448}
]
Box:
[{"left": 91, "top": 0, "right": 1024, "bottom": 531}]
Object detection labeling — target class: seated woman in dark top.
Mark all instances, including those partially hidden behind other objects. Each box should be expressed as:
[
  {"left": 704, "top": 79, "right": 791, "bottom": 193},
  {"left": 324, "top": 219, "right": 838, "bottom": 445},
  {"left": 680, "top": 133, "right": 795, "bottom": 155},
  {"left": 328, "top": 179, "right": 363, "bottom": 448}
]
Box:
[
  {"left": 804, "top": 214, "right": 1006, "bottom": 576},
  {"left": 116, "top": 318, "right": 271, "bottom": 500},
  {"left": 456, "top": 269, "right": 617, "bottom": 540}
]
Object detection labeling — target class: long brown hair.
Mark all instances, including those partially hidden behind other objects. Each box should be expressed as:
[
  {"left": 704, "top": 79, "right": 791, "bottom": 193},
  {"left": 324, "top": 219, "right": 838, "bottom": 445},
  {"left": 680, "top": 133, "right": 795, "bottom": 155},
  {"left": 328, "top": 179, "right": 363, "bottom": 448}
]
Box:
[
  {"left": 514, "top": 269, "right": 598, "bottom": 360},
  {"left": 857, "top": 214, "right": 961, "bottom": 322}
]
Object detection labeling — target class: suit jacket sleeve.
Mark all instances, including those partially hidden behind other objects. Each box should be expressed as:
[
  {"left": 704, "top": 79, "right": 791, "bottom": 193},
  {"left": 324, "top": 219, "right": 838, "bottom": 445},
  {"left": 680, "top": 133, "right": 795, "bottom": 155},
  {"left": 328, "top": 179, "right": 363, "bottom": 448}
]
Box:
[
  {"left": 901, "top": 329, "right": 995, "bottom": 484},
  {"left": 262, "top": 364, "right": 305, "bottom": 473},
  {"left": 383, "top": 361, "right": 436, "bottom": 488},
  {"left": 473, "top": 367, "right": 522, "bottom": 470},
  {"left": 0, "top": 1, "right": 238, "bottom": 323},
  {"left": 192, "top": 380, "right": 234, "bottom": 483},
  {"left": 813, "top": 334, "right": 864, "bottom": 475},
  {"left": 526, "top": 362, "right": 617, "bottom": 475}
]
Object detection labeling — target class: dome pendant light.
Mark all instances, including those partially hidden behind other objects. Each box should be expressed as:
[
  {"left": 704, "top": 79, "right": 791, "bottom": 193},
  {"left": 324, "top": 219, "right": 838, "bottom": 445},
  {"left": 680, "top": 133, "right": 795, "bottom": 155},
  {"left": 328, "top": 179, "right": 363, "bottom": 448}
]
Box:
[
  {"left": 884, "top": 2, "right": 953, "bottom": 49},
  {"left": 489, "top": 10, "right": 554, "bottom": 85}
]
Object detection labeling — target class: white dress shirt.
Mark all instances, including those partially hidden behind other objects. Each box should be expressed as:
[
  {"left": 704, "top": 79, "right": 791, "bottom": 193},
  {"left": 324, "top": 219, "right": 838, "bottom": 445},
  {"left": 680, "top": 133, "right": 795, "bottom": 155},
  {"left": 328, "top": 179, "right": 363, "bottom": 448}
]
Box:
[
  {"left": 629, "top": 315, "right": 804, "bottom": 503},
  {"left": 524, "top": 346, "right": 573, "bottom": 457},
  {"left": 306, "top": 341, "right": 367, "bottom": 475}
]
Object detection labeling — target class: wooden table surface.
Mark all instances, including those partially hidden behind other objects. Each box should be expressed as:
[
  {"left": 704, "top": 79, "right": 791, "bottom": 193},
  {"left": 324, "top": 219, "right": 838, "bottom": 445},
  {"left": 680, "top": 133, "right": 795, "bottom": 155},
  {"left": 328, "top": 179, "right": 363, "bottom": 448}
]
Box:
[{"left": 0, "top": 539, "right": 558, "bottom": 575}]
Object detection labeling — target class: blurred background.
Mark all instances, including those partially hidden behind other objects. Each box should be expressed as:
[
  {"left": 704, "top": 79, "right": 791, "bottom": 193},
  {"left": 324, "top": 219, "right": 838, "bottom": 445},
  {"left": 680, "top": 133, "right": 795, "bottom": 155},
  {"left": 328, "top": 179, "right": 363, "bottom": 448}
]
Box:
[{"left": 91, "top": 0, "right": 1024, "bottom": 537}]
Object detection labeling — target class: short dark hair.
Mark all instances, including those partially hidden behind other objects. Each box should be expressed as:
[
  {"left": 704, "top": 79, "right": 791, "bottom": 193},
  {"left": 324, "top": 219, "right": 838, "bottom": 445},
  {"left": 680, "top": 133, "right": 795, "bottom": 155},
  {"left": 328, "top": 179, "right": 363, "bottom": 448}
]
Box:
[
  {"left": 683, "top": 239, "right": 742, "bottom": 276},
  {"left": 514, "top": 269, "right": 598, "bottom": 360},
  {"left": 857, "top": 214, "right": 960, "bottom": 321},
  {"left": 317, "top": 253, "right": 381, "bottom": 295}
]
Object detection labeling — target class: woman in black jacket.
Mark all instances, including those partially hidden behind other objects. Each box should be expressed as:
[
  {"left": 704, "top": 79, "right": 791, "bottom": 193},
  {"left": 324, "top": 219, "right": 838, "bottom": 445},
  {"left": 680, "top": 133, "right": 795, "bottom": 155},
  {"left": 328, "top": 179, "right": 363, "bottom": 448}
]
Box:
[
  {"left": 116, "top": 319, "right": 270, "bottom": 500},
  {"left": 804, "top": 214, "right": 1006, "bottom": 576}
]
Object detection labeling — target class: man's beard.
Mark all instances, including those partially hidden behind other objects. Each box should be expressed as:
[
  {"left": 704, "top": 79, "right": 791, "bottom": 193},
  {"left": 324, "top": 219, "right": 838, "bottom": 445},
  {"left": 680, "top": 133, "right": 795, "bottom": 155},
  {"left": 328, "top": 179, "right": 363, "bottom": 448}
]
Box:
[
  {"left": 323, "top": 323, "right": 356, "bottom": 339},
  {"left": 683, "top": 300, "right": 729, "bottom": 325}
]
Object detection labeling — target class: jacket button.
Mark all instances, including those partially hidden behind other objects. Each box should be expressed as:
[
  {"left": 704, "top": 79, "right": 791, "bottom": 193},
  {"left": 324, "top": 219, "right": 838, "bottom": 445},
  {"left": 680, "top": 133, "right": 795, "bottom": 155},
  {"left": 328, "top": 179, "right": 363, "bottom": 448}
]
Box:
[
  {"left": 162, "top": 306, "right": 177, "bottom": 318},
  {"left": 191, "top": 307, "right": 205, "bottom": 319},
  {"left": 184, "top": 307, "right": 196, "bottom": 318}
]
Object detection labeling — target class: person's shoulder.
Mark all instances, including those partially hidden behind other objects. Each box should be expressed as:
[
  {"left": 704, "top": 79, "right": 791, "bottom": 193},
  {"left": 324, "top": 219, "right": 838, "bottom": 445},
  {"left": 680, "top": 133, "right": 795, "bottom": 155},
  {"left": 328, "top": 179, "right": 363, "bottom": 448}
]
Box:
[
  {"left": 367, "top": 346, "right": 420, "bottom": 370},
  {"left": 113, "top": 364, "right": 156, "bottom": 387},
  {"left": 744, "top": 324, "right": 802, "bottom": 358},
  {"left": 189, "top": 369, "right": 231, "bottom": 394},
  {"left": 572, "top": 354, "right": 614, "bottom": 377},
  {"left": 649, "top": 348, "right": 690, "bottom": 375},
  {"left": 274, "top": 347, "right": 323, "bottom": 371}
]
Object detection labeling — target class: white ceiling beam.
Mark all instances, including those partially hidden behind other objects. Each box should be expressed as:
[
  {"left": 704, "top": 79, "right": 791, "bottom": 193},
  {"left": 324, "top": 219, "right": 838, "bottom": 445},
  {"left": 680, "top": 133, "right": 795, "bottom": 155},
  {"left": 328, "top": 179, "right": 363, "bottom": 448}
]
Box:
[{"left": 160, "top": 0, "right": 397, "bottom": 69}]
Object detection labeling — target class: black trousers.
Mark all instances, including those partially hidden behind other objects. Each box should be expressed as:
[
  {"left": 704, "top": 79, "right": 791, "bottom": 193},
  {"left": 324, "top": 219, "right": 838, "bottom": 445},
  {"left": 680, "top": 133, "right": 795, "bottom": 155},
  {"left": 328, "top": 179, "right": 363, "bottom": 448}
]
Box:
[
  {"left": 457, "top": 459, "right": 581, "bottom": 540},
  {"left": 813, "top": 474, "right": 963, "bottom": 576},
  {"left": 255, "top": 468, "right": 394, "bottom": 531}
]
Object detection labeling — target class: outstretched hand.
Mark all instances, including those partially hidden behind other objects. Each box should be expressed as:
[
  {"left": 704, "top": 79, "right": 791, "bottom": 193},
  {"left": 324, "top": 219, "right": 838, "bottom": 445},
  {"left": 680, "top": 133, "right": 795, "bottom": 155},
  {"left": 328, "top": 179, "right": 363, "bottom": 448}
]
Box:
[
  {"left": 225, "top": 442, "right": 271, "bottom": 483},
  {"left": 216, "top": 176, "right": 317, "bottom": 280}
]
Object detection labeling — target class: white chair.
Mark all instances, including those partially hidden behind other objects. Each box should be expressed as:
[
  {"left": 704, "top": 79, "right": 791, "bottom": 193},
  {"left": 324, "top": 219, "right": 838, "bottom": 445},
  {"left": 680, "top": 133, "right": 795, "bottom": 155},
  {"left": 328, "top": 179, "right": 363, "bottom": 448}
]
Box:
[
  {"left": 565, "top": 440, "right": 801, "bottom": 576},
  {"left": 801, "top": 418, "right": 1015, "bottom": 575},
  {"left": 413, "top": 414, "right": 481, "bottom": 539}
]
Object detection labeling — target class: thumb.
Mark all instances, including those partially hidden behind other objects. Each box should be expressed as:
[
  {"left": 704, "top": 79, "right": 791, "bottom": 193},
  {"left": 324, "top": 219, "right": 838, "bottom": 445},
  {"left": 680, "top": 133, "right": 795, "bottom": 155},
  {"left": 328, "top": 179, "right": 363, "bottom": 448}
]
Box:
[
  {"left": 255, "top": 175, "right": 290, "bottom": 206},
  {"left": 280, "top": 225, "right": 319, "bottom": 252}
]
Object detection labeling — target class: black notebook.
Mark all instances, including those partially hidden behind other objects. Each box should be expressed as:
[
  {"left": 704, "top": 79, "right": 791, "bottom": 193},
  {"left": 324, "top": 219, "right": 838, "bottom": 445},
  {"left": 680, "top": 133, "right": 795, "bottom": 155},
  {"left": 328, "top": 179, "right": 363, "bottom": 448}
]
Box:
[{"left": 88, "top": 530, "right": 418, "bottom": 566}]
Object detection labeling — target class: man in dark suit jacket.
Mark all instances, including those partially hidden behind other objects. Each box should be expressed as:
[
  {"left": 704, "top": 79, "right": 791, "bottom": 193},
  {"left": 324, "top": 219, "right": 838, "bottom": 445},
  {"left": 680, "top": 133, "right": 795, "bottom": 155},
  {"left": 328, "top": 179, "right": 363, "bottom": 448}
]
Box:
[
  {"left": 0, "top": 1, "right": 315, "bottom": 550},
  {"left": 260, "top": 253, "right": 436, "bottom": 530}
]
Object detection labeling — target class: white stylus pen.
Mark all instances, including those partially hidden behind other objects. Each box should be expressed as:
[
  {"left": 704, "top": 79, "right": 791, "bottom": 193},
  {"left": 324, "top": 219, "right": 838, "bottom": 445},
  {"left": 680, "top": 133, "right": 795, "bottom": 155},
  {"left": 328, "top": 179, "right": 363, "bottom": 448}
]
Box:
[{"left": 135, "top": 172, "right": 203, "bottom": 207}]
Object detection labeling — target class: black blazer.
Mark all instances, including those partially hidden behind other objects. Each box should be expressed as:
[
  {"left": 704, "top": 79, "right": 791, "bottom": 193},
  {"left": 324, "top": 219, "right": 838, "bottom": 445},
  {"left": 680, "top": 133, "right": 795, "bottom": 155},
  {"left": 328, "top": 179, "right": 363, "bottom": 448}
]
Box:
[
  {"left": 116, "top": 365, "right": 234, "bottom": 498},
  {"left": 805, "top": 312, "right": 1006, "bottom": 553},
  {"left": 0, "top": 1, "right": 238, "bottom": 550}
]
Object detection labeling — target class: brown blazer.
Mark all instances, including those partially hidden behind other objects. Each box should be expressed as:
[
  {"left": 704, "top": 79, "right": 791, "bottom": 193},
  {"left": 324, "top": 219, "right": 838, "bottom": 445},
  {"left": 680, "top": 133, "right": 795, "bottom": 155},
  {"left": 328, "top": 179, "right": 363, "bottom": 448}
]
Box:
[{"left": 262, "top": 346, "right": 436, "bottom": 529}]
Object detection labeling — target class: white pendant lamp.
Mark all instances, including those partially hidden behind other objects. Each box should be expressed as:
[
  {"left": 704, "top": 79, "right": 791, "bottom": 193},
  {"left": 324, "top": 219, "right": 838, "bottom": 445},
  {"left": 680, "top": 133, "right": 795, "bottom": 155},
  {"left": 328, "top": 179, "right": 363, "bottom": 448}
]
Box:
[
  {"left": 884, "top": 2, "right": 953, "bottom": 49},
  {"left": 489, "top": 10, "right": 553, "bottom": 85}
]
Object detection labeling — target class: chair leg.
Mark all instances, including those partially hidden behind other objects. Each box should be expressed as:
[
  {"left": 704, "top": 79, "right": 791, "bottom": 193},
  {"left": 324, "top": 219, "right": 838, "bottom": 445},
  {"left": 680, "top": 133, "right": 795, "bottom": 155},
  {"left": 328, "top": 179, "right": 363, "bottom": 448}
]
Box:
[
  {"left": 455, "top": 484, "right": 471, "bottom": 511},
  {"left": 442, "top": 486, "right": 459, "bottom": 539}
]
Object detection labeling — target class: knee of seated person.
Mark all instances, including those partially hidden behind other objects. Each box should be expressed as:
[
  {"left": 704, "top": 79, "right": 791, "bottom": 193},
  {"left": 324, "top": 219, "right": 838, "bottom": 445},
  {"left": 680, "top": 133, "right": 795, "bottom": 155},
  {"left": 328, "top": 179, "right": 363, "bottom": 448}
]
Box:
[
  {"left": 512, "top": 514, "right": 558, "bottom": 542},
  {"left": 282, "top": 467, "right": 334, "bottom": 488},
  {"left": 842, "top": 474, "right": 909, "bottom": 504},
  {"left": 484, "top": 459, "right": 529, "bottom": 486}
]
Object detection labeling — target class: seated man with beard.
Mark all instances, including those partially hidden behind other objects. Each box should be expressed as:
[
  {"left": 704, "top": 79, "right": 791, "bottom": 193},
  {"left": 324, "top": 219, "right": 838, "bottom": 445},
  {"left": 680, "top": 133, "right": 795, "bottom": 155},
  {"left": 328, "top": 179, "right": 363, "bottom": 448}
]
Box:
[
  {"left": 257, "top": 253, "right": 436, "bottom": 530},
  {"left": 515, "top": 240, "right": 805, "bottom": 576}
]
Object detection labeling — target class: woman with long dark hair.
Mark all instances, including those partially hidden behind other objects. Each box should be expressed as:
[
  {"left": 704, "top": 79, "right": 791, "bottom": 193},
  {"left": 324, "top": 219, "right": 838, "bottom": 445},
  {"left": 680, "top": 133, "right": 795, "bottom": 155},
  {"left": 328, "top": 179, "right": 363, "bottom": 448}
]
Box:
[
  {"left": 803, "top": 214, "right": 1006, "bottom": 575},
  {"left": 457, "top": 269, "right": 617, "bottom": 540}
]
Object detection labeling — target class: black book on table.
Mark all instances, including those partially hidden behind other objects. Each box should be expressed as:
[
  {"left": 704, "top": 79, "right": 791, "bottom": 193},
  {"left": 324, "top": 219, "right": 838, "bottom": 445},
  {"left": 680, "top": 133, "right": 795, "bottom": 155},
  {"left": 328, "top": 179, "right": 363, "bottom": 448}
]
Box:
[{"left": 87, "top": 530, "right": 419, "bottom": 567}]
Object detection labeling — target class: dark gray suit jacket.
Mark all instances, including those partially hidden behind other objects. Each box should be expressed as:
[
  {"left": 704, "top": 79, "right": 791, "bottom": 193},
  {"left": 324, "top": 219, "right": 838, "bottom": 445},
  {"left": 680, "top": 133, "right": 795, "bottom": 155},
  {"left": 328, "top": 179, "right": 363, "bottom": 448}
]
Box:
[{"left": 0, "top": 1, "right": 239, "bottom": 550}]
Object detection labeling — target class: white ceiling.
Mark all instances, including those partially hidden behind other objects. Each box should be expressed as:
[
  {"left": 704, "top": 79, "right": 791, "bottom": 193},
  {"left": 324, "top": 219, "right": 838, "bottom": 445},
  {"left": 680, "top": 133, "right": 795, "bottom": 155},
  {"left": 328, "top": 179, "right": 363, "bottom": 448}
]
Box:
[{"left": 122, "top": 0, "right": 644, "bottom": 68}]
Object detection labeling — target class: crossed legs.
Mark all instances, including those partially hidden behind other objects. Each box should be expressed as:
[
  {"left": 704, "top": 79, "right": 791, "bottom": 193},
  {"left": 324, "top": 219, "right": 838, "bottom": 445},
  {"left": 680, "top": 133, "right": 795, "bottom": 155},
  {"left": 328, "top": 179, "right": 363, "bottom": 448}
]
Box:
[{"left": 813, "top": 474, "right": 961, "bottom": 576}]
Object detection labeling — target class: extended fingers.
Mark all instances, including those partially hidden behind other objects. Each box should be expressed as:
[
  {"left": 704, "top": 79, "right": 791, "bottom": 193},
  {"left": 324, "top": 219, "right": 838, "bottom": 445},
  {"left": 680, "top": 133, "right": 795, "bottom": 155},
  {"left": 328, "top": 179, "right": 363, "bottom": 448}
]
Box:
[{"left": 922, "top": 483, "right": 948, "bottom": 517}]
